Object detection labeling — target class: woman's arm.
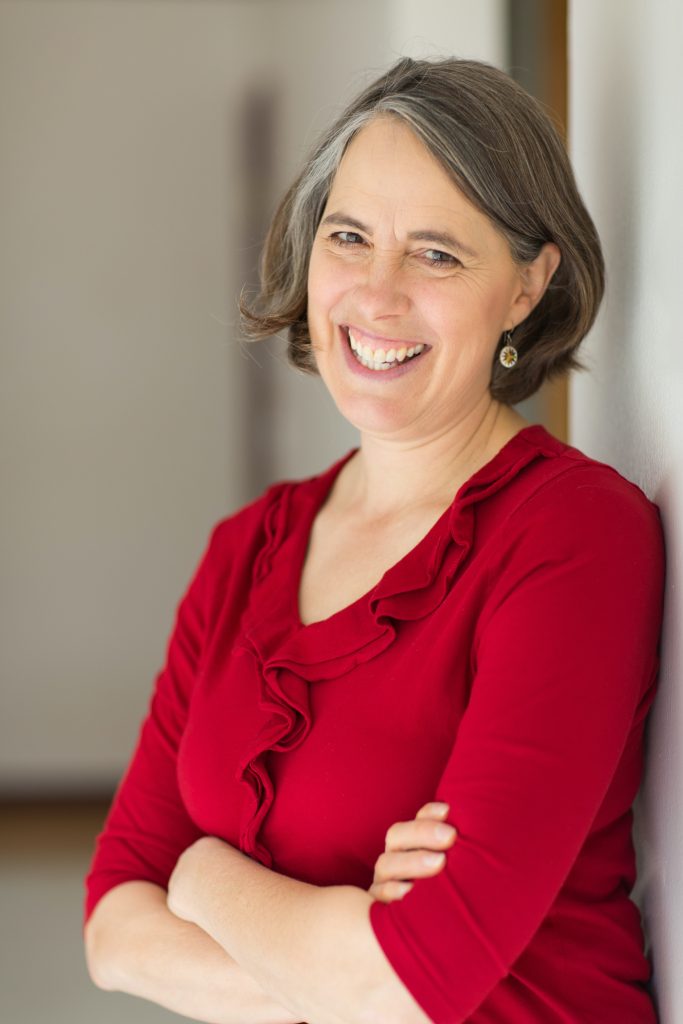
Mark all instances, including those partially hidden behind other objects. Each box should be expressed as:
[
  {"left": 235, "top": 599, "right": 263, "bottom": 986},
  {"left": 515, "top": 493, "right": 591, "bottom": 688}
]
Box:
[
  {"left": 159, "top": 806, "right": 454, "bottom": 1024},
  {"left": 166, "top": 472, "right": 665, "bottom": 1024},
  {"left": 168, "top": 838, "right": 433, "bottom": 1024},
  {"left": 85, "top": 511, "right": 302, "bottom": 1023},
  {"left": 87, "top": 805, "right": 451, "bottom": 1024},
  {"left": 85, "top": 879, "right": 301, "bottom": 1024}
]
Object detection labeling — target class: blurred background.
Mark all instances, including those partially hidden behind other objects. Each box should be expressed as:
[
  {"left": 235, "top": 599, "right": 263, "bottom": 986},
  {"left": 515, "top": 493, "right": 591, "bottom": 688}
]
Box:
[{"left": 2, "top": 1, "right": 681, "bottom": 1022}]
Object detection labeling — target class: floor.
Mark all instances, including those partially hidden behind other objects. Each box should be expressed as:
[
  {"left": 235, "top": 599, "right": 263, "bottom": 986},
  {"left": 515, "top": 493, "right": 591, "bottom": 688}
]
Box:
[{"left": 1, "top": 801, "right": 176, "bottom": 1024}]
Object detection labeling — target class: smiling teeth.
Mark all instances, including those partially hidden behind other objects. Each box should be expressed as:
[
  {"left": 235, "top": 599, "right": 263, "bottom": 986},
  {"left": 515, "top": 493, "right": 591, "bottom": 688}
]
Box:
[{"left": 347, "top": 330, "right": 424, "bottom": 370}]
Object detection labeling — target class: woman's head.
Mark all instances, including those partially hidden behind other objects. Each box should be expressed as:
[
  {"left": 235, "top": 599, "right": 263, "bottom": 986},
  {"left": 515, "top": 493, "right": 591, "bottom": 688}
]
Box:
[{"left": 241, "top": 57, "right": 604, "bottom": 407}]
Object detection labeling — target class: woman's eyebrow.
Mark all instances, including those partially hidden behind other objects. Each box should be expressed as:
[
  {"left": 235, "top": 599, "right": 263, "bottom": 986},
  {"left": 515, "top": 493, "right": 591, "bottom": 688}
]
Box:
[
  {"left": 320, "top": 211, "right": 478, "bottom": 258},
  {"left": 320, "top": 212, "right": 368, "bottom": 233},
  {"left": 407, "top": 230, "right": 478, "bottom": 259}
]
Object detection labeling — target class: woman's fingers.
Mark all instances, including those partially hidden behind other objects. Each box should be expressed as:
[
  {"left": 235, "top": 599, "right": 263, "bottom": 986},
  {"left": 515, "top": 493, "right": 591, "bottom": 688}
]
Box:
[
  {"left": 368, "top": 879, "right": 414, "bottom": 903},
  {"left": 369, "top": 802, "right": 457, "bottom": 904},
  {"left": 383, "top": 814, "right": 457, "bottom": 855},
  {"left": 415, "top": 801, "right": 450, "bottom": 819},
  {"left": 372, "top": 847, "right": 449, "bottom": 885}
]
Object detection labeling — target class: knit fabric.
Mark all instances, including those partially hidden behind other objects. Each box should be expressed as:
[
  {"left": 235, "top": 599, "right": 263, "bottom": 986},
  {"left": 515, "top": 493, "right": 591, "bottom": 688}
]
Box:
[{"left": 85, "top": 425, "right": 664, "bottom": 1023}]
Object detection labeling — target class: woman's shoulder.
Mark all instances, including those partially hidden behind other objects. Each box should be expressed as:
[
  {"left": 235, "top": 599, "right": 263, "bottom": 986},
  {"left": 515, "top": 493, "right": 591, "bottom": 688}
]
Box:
[
  {"left": 460, "top": 425, "right": 664, "bottom": 599},
  {"left": 476, "top": 429, "right": 664, "bottom": 595},
  {"left": 510, "top": 425, "right": 661, "bottom": 531},
  {"left": 201, "top": 449, "right": 357, "bottom": 565},
  {"left": 475, "top": 428, "right": 666, "bottom": 629}
]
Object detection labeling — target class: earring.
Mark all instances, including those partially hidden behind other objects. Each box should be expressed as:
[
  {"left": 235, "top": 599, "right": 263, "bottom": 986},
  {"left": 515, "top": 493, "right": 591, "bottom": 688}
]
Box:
[{"left": 499, "top": 330, "right": 518, "bottom": 369}]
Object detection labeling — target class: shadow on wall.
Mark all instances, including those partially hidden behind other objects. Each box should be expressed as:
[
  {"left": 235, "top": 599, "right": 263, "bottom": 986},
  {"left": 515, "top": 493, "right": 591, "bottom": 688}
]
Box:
[{"left": 568, "top": 2, "right": 683, "bottom": 1020}]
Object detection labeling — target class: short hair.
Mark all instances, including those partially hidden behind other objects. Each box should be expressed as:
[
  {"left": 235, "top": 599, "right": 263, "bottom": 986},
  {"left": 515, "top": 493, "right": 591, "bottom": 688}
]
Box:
[{"left": 240, "top": 57, "right": 604, "bottom": 404}]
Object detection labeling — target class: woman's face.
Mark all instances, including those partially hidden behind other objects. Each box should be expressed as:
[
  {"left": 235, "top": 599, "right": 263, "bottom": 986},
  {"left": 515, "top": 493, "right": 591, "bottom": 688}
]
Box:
[{"left": 307, "top": 116, "right": 546, "bottom": 442}]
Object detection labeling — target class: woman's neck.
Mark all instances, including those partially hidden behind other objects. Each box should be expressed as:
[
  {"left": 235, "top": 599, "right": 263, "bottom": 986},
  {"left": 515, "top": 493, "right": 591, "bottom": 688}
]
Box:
[{"left": 339, "top": 401, "right": 530, "bottom": 521}]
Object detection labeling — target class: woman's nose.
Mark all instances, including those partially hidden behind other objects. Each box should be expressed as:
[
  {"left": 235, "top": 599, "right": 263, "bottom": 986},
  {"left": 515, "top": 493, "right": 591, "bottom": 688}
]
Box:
[{"left": 350, "top": 255, "right": 412, "bottom": 320}]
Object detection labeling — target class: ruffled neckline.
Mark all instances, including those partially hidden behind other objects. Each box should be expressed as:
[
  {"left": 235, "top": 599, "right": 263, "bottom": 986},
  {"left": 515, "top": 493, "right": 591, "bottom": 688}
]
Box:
[
  {"left": 234, "top": 423, "right": 563, "bottom": 865},
  {"left": 276, "top": 422, "right": 560, "bottom": 631}
]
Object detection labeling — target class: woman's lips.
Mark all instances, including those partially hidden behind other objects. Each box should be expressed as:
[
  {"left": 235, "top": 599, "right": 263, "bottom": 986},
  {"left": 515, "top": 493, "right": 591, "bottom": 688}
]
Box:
[
  {"left": 339, "top": 324, "right": 430, "bottom": 379},
  {"left": 344, "top": 323, "right": 427, "bottom": 350}
]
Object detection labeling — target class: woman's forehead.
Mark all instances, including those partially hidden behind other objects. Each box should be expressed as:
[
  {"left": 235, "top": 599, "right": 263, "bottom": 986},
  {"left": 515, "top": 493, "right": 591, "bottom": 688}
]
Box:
[
  {"left": 333, "top": 118, "right": 453, "bottom": 197},
  {"left": 325, "top": 122, "right": 499, "bottom": 252}
]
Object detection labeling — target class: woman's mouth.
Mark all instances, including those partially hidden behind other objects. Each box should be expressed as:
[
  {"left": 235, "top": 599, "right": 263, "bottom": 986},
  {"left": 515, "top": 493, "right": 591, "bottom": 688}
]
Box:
[{"left": 341, "top": 326, "right": 429, "bottom": 373}]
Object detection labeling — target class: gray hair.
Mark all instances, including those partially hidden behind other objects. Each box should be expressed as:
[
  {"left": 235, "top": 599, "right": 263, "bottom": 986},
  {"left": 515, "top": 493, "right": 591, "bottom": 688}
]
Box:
[{"left": 240, "top": 57, "right": 604, "bottom": 404}]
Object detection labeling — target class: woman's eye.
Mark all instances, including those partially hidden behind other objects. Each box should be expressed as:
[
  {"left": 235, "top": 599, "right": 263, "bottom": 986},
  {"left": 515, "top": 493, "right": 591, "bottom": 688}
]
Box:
[
  {"left": 423, "top": 249, "right": 458, "bottom": 266},
  {"left": 330, "top": 231, "right": 365, "bottom": 246}
]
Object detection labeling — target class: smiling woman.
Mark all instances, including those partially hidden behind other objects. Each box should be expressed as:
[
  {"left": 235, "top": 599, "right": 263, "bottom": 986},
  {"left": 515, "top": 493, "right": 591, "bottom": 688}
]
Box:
[
  {"left": 241, "top": 57, "right": 603, "bottom": 406},
  {"left": 305, "top": 117, "right": 560, "bottom": 440},
  {"left": 84, "top": 57, "right": 663, "bottom": 1024}
]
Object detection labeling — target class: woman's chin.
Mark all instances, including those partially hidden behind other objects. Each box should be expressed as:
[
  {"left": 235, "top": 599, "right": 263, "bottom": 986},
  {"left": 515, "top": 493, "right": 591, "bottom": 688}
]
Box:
[
  {"left": 332, "top": 392, "right": 422, "bottom": 439},
  {"left": 315, "top": 348, "right": 431, "bottom": 439}
]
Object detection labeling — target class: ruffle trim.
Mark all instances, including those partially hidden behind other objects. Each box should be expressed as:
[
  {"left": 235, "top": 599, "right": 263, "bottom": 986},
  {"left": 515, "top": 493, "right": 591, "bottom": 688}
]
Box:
[{"left": 235, "top": 426, "right": 562, "bottom": 864}]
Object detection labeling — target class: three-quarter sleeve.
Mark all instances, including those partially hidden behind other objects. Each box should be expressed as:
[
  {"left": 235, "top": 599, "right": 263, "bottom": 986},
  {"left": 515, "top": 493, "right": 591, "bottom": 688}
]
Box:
[
  {"left": 369, "top": 467, "right": 665, "bottom": 1023},
  {"left": 84, "top": 519, "right": 225, "bottom": 924}
]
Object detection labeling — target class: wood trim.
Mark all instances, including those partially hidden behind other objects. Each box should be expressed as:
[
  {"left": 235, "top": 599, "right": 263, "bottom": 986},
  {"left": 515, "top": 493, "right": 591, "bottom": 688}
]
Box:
[{"left": 508, "top": 0, "right": 569, "bottom": 440}]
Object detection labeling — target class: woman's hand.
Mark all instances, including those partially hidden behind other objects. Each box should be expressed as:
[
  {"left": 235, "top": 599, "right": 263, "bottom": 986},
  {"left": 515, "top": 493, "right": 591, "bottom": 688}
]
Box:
[{"left": 369, "top": 801, "right": 457, "bottom": 903}]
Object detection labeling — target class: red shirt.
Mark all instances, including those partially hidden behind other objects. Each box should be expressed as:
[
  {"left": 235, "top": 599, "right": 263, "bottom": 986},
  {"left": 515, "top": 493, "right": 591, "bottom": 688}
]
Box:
[{"left": 85, "top": 425, "right": 664, "bottom": 1023}]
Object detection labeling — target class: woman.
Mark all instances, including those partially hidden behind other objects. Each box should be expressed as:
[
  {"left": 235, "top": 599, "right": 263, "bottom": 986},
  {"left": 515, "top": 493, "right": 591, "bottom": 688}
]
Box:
[{"left": 84, "top": 58, "right": 664, "bottom": 1023}]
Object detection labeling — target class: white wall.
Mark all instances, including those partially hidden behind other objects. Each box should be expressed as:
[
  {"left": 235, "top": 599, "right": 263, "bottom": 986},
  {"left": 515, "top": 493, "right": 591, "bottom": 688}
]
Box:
[
  {"left": 569, "top": 2, "right": 683, "bottom": 1019},
  {"left": 389, "top": 0, "right": 506, "bottom": 63},
  {"left": 0, "top": 0, "right": 506, "bottom": 791}
]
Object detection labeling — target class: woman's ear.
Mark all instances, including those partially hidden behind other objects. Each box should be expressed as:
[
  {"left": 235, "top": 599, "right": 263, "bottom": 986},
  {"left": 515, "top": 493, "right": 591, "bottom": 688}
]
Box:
[{"left": 509, "top": 242, "right": 562, "bottom": 328}]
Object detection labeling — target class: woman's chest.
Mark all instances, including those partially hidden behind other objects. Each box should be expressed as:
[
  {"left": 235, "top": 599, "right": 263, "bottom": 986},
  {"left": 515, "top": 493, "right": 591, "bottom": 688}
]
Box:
[
  {"left": 177, "top": 607, "right": 478, "bottom": 887},
  {"left": 298, "top": 506, "right": 446, "bottom": 626}
]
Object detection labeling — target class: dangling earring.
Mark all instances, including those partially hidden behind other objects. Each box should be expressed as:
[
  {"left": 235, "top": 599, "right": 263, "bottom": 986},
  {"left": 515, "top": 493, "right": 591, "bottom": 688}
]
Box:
[{"left": 499, "top": 330, "right": 518, "bottom": 369}]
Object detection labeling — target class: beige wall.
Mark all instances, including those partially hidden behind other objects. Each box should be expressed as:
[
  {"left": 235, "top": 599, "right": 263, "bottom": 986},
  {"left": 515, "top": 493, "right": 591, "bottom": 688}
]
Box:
[
  {"left": 569, "top": 1, "right": 683, "bottom": 1017},
  {"left": 0, "top": 0, "right": 506, "bottom": 791},
  {"left": 1, "top": 0, "right": 261, "bottom": 790}
]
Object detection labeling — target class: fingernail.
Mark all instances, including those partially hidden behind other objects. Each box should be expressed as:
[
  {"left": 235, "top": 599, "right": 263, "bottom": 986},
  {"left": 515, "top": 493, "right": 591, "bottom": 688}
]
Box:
[
  {"left": 423, "top": 852, "right": 446, "bottom": 867},
  {"left": 430, "top": 802, "right": 450, "bottom": 814},
  {"left": 435, "top": 823, "right": 457, "bottom": 841},
  {"left": 397, "top": 882, "right": 413, "bottom": 896}
]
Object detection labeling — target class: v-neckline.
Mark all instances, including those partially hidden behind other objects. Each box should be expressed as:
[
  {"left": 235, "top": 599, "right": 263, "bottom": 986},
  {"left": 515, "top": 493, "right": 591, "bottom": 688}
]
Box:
[{"left": 288, "top": 423, "right": 551, "bottom": 632}]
